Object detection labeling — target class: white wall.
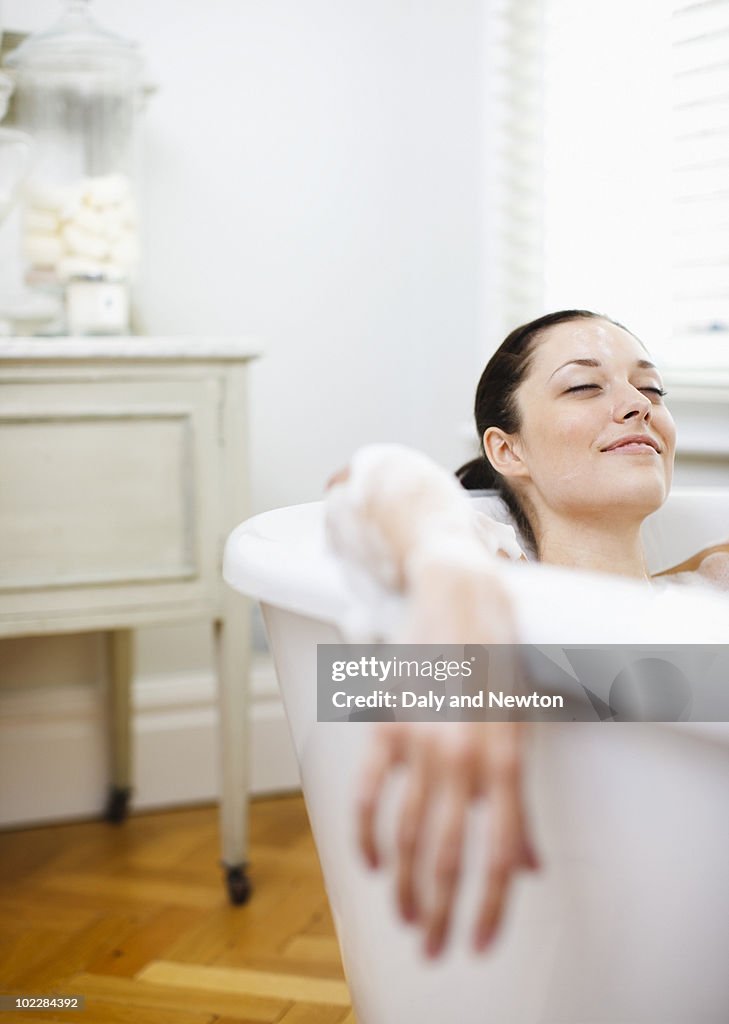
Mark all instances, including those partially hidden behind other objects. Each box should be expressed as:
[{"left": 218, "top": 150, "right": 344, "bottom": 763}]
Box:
[
  {"left": 0, "top": 0, "right": 491, "bottom": 822},
  {"left": 3, "top": 0, "right": 488, "bottom": 510}
]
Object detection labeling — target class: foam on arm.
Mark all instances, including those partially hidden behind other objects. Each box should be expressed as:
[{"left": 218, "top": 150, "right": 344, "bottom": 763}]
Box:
[
  {"left": 324, "top": 443, "right": 521, "bottom": 643},
  {"left": 696, "top": 550, "right": 729, "bottom": 591}
]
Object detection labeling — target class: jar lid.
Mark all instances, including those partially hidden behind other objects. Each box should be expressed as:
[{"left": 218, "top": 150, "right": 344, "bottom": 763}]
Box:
[{"left": 4, "top": 1, "right": 143, "bottom": 83}]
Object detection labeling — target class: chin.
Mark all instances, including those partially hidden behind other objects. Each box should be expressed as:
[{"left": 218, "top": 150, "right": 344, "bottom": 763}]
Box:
[
  {"left": 559, "top": 465, "right": 669, "bottom": 520},
  {"left": 604, "top": 475, "right": 670, "bottom": 517}
]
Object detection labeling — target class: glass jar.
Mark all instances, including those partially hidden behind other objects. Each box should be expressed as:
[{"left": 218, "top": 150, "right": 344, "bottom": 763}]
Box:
[
  {"left": 4, "top": 0, "right": 145, "bottom": 334},
  {"left": 0, "top": 71, "right": 43, "bottom": 335}
]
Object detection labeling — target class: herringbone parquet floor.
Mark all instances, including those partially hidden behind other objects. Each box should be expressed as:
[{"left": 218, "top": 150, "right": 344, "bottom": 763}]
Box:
[{"left": 0, "top": 794, "right": 355, "bottom": 1024}]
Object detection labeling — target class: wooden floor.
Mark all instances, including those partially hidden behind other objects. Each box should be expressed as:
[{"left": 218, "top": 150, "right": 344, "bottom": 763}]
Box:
[{"left": 0, "top": 795, "right": 355, "bottom": 1024}]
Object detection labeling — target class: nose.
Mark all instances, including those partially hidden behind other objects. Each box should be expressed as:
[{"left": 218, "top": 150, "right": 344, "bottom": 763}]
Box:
[{"left": 613, "top": 383, "right": 652, "bottom": 423}]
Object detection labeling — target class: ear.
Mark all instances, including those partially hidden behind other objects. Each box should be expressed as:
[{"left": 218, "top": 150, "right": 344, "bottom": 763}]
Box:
[{"left": 482, "top": 427, "right": 529, "bottom": 481}]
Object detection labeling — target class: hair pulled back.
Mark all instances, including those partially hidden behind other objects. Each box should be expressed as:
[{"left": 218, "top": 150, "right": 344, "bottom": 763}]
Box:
[{"left": 457, "top": 309, "right": 629, "bottom": 555}]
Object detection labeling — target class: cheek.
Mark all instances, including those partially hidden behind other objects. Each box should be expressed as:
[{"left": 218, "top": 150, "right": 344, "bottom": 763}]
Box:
[
  {"left": 556, "top": 412, "right": 594, "bottom": 446},
  {"left": 529, "top": 411, "right": 593, "bottom": 462},
  {"left": 662, "top": 412, "right": 677, "bottom": 458},
  {"left": 521, "top": 412, "right": 594, "bottom": 486},
  {"left": 662, "top": 414, "right": 677, "bottom": 487}
]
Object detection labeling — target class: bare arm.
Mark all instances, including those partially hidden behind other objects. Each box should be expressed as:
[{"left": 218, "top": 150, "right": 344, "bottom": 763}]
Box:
[
  {"left": 324, "top": 444, "right": 539, "bottom": 956},
  {"left": 654, "top": 543, "right": 729, "bottom": 590},
  {"left": 325, "top": 443, "right": 524, "bottom": 606}
]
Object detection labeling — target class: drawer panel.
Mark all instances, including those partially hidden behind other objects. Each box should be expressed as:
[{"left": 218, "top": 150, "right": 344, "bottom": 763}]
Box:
[
  {"left": 0, "top": 376, "right": 221, "bottom": 608},
  {"left": 1, "top": 414, "right": 195, "bottom": 588}
]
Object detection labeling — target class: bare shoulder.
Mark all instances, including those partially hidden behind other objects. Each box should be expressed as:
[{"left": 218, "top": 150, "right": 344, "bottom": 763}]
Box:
[
  {"left": 654, "top": 543, "right": 729, "bottom": 591},
  {"left": 694, "top": 548, "right": 729, "bottom": 590}
]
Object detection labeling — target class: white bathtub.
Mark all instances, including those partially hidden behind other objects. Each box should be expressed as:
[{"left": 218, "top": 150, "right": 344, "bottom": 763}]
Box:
[{"left": 224, "top": 489, "right": 729, "bottom": 1023}]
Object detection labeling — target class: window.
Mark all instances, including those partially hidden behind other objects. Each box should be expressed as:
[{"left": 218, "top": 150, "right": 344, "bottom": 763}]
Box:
[
  {"left": 489, "top": 0, "right": 729, "bottom": 369},
  {"left": 671, "top": 0, "right": 729, "bottom": 365}
]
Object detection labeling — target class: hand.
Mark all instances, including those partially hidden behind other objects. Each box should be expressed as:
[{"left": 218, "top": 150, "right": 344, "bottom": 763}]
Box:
[
  {"left": 324, "top": 465, "right": 351, "bottom": 490},
  {"left": 357, "top": 720, "right": 539, "bottom": 958}
]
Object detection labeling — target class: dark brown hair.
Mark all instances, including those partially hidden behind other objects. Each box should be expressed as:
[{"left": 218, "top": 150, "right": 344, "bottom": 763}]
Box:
[{"left": 457, "top": 309, "right": 635, "bottom": 555}]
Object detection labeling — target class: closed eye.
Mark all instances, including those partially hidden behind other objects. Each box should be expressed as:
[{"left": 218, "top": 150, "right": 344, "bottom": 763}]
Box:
[{"left": 565, "top": 384, "right": 667, "bottom": 398}]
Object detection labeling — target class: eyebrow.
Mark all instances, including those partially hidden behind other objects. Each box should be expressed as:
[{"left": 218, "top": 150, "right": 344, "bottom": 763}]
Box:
[{"left": 548, "top": 357, "right": 657, "bottom": 380}]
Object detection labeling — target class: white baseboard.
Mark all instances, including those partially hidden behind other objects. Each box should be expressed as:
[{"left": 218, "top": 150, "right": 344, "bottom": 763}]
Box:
[{"left": 0, "top": 655, "right": 301, "bottom": 830}]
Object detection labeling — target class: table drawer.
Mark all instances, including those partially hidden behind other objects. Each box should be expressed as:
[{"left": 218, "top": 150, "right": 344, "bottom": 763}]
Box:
[{"left": 0, "top": 375, "right": 222, "bottom": 628}]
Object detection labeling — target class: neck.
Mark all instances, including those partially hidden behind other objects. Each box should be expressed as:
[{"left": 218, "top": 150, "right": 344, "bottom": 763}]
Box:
[{"left": 536, "top": 514, "right": 649, "bottom": 580}]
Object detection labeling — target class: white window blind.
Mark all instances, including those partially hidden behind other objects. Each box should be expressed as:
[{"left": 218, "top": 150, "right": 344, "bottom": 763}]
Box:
[
  {"left": 672, "top": 0, "right": 729, "bottom": 350},
  {"left": 488, "top": 0, "right": 729, "bottom": 367},
  {"left": 483, "top": 0, "right": 546, "bottom": 351}
]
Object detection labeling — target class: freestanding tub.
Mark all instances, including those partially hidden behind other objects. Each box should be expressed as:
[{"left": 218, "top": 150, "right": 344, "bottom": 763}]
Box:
[{"left": 224, "top": 489, "right": 729, "bottom": 1024}]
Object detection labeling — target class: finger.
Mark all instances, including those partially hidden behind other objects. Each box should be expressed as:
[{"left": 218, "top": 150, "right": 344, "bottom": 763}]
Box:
[
  {"left": 357, "top": 732, "right": 397, "bottom": 868},
  {"left": 487, "top": 724, "right": 540, "bottom": 875},
  {"left": 357, "top": 724, "right": 408, "bottom": 868},
  {"left": 422, "top": 778, "right": 468, "bottom": 958},
  {"left": 520, "top": 824, "right": 541, "bottom": 872},
  {"left": 526, "top": 841, "right": 541, "bottom": 871},
  {"left": 324, "top": 465, "right": 351, "bottom": 490},
  {"left": 395, "top": 731, "right": 435, "bottom": 923},
  {"left": 473, "top": 779, "right": 521, "bottom": 952}
]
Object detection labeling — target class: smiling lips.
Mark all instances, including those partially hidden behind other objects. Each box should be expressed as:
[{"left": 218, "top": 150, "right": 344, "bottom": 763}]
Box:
[{"left": 601, "top": 434, "right": 661, "bottom": 454}]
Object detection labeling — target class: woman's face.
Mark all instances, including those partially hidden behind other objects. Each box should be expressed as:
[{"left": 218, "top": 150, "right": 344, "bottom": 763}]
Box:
[{"left": 492, "top": 318, "right": 676, "bottom": 526}]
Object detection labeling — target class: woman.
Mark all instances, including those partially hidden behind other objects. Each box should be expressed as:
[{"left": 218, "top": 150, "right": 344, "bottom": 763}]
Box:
[{"left": 325, "top": 309, "right": 729, "bottom": 961}]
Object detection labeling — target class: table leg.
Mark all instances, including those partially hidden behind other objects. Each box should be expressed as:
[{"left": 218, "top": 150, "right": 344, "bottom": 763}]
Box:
[
  {"left": 214, "top": 588, "right": 252, "bottom": 904},
  {"left": 106, "top": 628, "right": 133, "bottom": 823}
]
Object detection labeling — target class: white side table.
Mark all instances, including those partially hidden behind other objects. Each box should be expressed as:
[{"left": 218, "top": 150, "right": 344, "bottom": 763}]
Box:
[{"left": 0, "top": 336, "right": 258, "bottom": 904}]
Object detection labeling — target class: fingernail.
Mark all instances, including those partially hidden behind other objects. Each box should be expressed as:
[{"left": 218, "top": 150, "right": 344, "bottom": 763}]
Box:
[
  {"left": 402, "top": 901, "right": 417, "bottom": 923},
  {"left": 475, "top": 925, "right": 495, "bottom": 951},
  {"left": 425, "top": 936, "right": 442, "bottom": 959}
]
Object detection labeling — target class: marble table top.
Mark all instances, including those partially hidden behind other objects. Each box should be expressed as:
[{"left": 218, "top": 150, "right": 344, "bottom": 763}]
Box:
[{"left": 0, "top": 336, "right": 261, "bottom": 362}]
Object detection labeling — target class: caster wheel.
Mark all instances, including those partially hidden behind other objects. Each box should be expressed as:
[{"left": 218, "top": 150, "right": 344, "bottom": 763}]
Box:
[
  {"left": 106, "top": 786, "right": 132, "bottom": 824},
  {"left": 225, "top": 864, "right": 252, "bottom": 905}
]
